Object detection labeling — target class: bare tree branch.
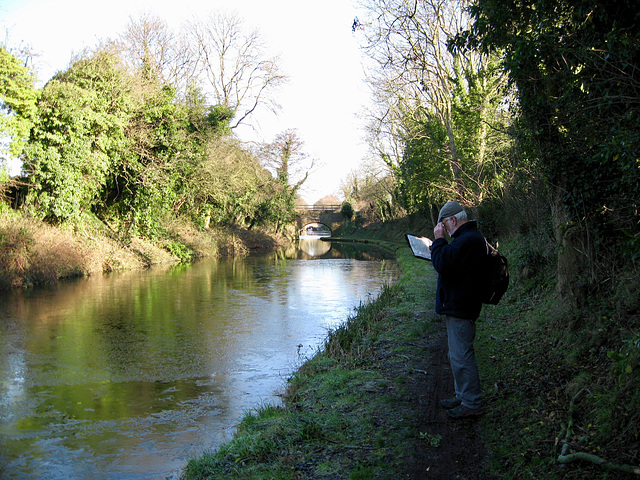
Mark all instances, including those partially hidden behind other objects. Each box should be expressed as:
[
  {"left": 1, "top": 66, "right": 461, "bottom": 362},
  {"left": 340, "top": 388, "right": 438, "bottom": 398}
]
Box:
[
  {"left": 109, "top": 12, "right": 198, "bottom": 96},
  {"left": 187, "top": 12, "right": 288, "bottom": 130}
]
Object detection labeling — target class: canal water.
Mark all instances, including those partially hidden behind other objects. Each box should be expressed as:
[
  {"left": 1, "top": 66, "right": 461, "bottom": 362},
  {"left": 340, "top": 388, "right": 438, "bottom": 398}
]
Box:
[{"left": 0, "top": 240, "right": 398, "bottom": 479}]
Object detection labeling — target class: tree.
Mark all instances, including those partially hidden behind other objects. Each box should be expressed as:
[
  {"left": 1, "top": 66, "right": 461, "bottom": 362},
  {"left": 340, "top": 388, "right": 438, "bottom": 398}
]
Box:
[
  {"left": 187, "top": 12, "right": 287, "bottom": 129},
  {"left": 462, "top": 0, "right": 640, "bottom": 299},
  {"left": 341, "top": 162, "right": 402, "bottom": 222},
  {"left": 25, "top": 50, "right": 132, "bottom": 223},
  {"left": 340, "top": 201, "right": 354, "bottom": 221},
  {"left": 356, "top": 0, "right": 512, "bottom": 213},
  {"left": 188, "top": 138, "right": 276, "bottom": 228},
  {"left": 23, "top": 47, "right": 207, "bottom": 235},
  {"left": 260, "top": 129, "right": 314, "bottom": 191},
  {"left": 109, "top": 13, "right": 198, "bottom": 97},
  {"left": 114, "top": 81, "right": 192, "bottom": 236},
  {"left": 0, "top": 46, "right": 38, "bottom": 160},
  {"left": 257, "top": 130, "right": 317, "bottom": 232}
]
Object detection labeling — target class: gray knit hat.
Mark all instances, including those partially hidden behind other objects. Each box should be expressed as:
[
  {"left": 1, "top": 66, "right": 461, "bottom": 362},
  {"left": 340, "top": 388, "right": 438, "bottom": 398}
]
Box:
[{"left": 438, "top": 201, "right": 464, "bottom": 222}]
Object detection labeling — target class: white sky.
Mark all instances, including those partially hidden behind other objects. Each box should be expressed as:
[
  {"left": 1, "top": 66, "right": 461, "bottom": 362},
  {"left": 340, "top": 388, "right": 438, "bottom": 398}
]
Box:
[{"left": 0, "top": 0, "right": 372, "bottom": 203}]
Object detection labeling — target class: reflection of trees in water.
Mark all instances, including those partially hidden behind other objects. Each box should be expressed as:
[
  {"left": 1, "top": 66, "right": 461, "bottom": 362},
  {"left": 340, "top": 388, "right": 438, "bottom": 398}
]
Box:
[
  {"left": 332, "top": 242, "right": 394, "bottom": 261},
  {"left": 297, "top": 239, "right": 393, "bottom": 261}
]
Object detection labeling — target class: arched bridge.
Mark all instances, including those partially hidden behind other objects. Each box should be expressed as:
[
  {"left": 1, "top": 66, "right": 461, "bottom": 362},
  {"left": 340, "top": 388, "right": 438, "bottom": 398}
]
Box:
[{"left": 295, "top": 204, "right": 344, "bottom": 237}]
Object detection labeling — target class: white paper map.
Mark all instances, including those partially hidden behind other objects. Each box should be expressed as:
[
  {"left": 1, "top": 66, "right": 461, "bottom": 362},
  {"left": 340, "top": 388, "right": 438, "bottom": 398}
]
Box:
[{"left": 406, "top": 234, "right": 433, "bottom": 261}]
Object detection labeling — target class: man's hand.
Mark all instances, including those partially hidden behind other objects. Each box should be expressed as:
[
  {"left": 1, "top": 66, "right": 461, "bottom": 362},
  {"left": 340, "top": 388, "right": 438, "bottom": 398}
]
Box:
[{"left": 434, "top": 222, "right": 446, "bottom": 239}]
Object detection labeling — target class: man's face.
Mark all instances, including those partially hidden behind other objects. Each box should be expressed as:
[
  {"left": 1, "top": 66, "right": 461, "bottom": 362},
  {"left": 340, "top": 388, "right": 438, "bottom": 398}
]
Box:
[{"left": 443, "top": 216, "right": 456, "bottom": 235}]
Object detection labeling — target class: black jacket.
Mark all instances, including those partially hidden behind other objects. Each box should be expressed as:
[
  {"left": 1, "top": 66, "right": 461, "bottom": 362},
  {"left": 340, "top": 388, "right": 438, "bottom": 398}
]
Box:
[{"left": 430, "top": 220, "right": 486, "bottom": 320}]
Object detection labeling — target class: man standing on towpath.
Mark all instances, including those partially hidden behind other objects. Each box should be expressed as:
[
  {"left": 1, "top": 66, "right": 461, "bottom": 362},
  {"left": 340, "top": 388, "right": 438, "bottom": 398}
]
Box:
[{"left": 430, "top": 201, "right": 486, "bottom": 420}]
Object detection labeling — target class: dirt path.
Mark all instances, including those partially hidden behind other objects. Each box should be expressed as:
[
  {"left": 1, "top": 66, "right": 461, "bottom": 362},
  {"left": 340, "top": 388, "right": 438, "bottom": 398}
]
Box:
[{"left": 386, "top": 320, "right": 494, "bottom": 479}]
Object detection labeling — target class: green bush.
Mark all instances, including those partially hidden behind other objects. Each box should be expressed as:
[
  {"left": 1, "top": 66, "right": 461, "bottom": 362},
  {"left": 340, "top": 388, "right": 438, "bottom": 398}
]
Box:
[
  {"left": 340, "top": 201, "right": 354, "bottom": 221},
  {"left": 164, "top": 239, "right": 194, "bottom": 262}
]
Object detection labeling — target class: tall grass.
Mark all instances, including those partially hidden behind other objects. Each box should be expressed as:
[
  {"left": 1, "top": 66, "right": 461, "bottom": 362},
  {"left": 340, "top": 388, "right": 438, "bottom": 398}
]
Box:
[
  {"left": 0, "top": 217, "right": 88, "bottom": 288},
  {"left": 322, "top": 285, "right": 397, "bottom": 364}
]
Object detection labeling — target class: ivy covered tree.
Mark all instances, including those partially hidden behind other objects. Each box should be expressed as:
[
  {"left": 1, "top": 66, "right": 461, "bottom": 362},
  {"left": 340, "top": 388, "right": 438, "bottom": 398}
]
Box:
[
  {"left": 461, "top": 0, "right": 640, "bottom": 298},
  {"left": 113, "top": 80, "right": 195, "bottom": 237},
  {"left": 259, "top": 130, "right": 316, "bottom": 231},
  {"left": 25, "top": 50, "right": 132, "bottom": 223}
]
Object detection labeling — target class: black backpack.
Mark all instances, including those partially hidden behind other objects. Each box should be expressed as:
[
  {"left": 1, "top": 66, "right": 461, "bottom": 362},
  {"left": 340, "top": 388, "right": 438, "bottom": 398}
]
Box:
[{"left": 482, "top": 240, "right": 509, "bottom": 305}]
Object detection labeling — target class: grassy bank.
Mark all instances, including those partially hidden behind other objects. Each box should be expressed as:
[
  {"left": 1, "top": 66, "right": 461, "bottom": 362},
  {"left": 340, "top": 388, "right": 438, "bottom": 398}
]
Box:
[
  {"left": 0, "top": 212, "right": 290, "bottom": 289},
  {"left": 181, "top": 229, "right": 639, "bottom": 479}
]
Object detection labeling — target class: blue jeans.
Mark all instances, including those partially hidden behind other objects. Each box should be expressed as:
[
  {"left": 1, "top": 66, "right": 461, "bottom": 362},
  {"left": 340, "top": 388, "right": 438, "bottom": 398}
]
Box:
[{"left": 445, "top": 315, "right": 482, "bottom": 408}]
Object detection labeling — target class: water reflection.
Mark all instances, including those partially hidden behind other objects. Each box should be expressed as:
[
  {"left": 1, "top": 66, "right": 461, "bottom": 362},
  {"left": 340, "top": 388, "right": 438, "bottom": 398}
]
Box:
[
  {"left": 299, "top": 238, "right": 332, "bottom": 257},
  {"left": 0, "top": 244, "right": 398, "bottom": 479}
]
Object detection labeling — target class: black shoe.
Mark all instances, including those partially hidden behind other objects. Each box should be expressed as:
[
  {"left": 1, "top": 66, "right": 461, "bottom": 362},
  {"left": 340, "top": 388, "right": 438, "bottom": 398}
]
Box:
[
  {"left": 446, "top": 404, "right": 484, "bottom": 420},
  {"left": 440, "top": 397, "right": 462, "bottom": 410}
]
